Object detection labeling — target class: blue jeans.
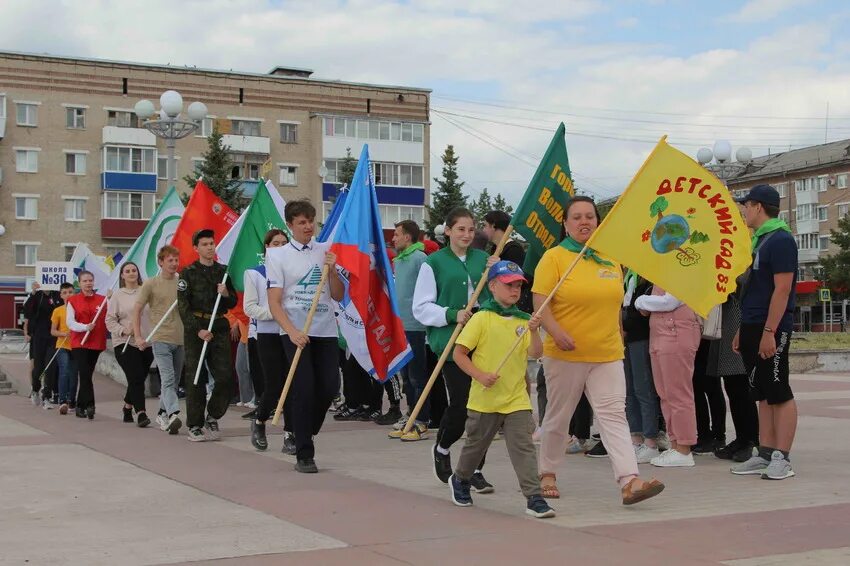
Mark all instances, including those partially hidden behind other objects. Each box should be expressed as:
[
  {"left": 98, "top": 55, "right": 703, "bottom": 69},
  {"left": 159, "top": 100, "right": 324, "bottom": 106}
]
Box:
[
  {"left": 153, "top": 342, "right": 184, "bottom": 416},
  {"left": 56, "top": 349, "right": 77, "bottom": 404},
  {"left": 624, "top": 339, "right": 659, "bottom": 439},
  {"left": 403, "top": 331, "right": 429, "bottom": 424}
]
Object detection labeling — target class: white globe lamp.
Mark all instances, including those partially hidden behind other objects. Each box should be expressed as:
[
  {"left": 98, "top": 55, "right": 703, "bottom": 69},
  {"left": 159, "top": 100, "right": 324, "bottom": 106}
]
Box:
[
  {"left": 713, "top": 140, "right": 732, "bottom": 163},
  {"left": 160, "top": 90, "right": 183, "bottom": 117},
  {"left": 187, "top": 101, "right": 208, "bottom": 122},
  {"left": 134, "top": 99, "right": 155, "bottom": 120}
]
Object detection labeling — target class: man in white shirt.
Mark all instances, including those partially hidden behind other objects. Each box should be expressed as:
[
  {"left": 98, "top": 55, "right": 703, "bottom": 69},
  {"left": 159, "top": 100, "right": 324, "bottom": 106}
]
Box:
[{"left": 266, "top": 200, "right": 344, "bottom": 473}]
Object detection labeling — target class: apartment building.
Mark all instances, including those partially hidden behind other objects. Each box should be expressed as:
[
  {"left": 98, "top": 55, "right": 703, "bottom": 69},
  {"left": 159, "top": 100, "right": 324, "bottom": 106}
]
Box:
[
  {"left": 727, "top": 140, "right": 850, "bottom": 331},
  {"left": 0, "top": 51, "right": 430, "bottom": 326}
]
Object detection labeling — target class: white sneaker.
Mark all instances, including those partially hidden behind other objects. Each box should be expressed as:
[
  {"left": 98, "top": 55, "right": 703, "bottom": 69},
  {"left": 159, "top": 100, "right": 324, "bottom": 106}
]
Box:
[
  {"left": 42, "top": 399, "right": 56, "bottom": 410},
  {"left": 650, "top": 449, "right": 695, "bottom": 467},
  {"left": 156, "top": 413, "right": 169, "bottom": 431},
  {"left": 245, "top": 401, "right": 257, "bottom": 410},
  {"left": 31, "top": 392, "right": 40, "bottom": 406},
  {"left": 236, "top": 401, "right": 244, "bottom": 407},
  {"left": 392, "top": 416, "right": 408, "bottom": 431},
  {"left": 635, "top": 444, "right": 661, "bottom": 464}
]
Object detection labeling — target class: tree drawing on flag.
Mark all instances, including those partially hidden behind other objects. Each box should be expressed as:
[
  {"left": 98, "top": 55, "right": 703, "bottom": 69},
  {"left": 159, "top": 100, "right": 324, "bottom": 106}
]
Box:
[{"left": 645, "top": 196, "right": 710, "bottom": 267}]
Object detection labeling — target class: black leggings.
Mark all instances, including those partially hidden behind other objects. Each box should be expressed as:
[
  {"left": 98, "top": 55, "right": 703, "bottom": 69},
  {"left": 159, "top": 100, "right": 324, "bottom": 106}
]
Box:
[
  {"left": 73, "top": 348, "right": 101, "bottom": 410},
  {"left": 694, "top": 340, "right": 727, "bottom": 443},
  {"left": 256, "top": 333, "right": 292, "bottom": 430},
  {"left": 248, "top": 337, "right": 264, "bottom": 403},
  {"left": 723, "top": 374, "right": 759, "bottom": 444},
  {"left": 114, "top": 345, "right": 154, "bottom": 413}
]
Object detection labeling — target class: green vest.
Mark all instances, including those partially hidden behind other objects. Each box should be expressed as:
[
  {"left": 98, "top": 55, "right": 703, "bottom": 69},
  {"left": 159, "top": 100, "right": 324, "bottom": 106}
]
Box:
[{"left": 425, "top": 247, "right": 491, "bottom": 360}]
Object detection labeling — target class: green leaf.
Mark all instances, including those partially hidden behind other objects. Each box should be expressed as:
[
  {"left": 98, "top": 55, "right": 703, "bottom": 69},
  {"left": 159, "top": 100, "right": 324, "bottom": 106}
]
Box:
[{"left": 649, "top": 196, "right": 668, "bottom": 217}]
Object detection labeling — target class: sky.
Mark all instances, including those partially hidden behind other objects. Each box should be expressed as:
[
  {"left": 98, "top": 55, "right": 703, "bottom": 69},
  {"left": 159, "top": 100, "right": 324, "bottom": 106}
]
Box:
[{"left": 3, "top": 0, "right": 850, "bottom": 204}]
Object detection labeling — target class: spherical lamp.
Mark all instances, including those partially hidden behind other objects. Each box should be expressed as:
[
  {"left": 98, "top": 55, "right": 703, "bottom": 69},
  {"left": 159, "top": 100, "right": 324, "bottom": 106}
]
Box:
[
  {"left": 134, "top": 99, "right": 155, "bottom": 120},
  {"left": 735, "top": 147, "right": 753, "bottom": 164},
  {"left": 160, "top": 90, "right": 183, "bottom": 117},
  {"left": 713, "top": 140, "right": 732, "bottom": 163},
  {"left": 696, "top": 147, "right": 713, "bottom": 165},
  {"left": 187, "top": 101, "right": 208, "bottom": 121}
]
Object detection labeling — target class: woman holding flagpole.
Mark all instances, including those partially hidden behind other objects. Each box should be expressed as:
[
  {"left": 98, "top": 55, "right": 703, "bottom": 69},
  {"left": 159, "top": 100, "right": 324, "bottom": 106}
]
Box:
[
  {"left": 106, "top": 262, "right": 154, "bottom": 428},
  {"left": 533, "top": 196, "right": 664, "bottom": 505},
  {"left": 66, "top": 270, "right": 108, "bottom": 420}
]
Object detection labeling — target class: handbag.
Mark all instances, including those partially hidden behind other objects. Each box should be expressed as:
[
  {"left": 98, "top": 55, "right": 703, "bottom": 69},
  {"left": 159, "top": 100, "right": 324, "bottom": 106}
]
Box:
[{"left": 701, "top": 304, "right": 723, "bottom": 340}]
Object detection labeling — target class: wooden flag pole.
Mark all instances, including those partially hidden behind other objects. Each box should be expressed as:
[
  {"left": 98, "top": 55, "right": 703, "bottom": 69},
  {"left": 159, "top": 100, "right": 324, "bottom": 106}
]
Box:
[
  {"left": 141, "top": 299, "right": 178, "bottom": 344},
  {"left": 81, "top": 297, "right": 109, "bottom": 346},
  {"left": 401, "top": 225, "right": 514, "bottom": 435},
  {"left": 492, "top": 243, "right": 589, "bottom": 375},
  {"left": 271, "top": 265, "right": 330, "bottom": 426},
  {"left": 192, "top": 272, "right": 230, "bottom": 385}
]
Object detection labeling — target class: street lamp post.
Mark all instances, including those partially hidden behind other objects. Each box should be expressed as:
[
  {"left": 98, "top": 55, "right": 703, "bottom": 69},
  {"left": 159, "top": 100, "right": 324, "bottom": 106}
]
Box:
[
  {"left": 134, "top": 90, "right": 208, "bottom": 189},
  {"left": 696, "top": 140, "right": 753, "bottom": 184}
]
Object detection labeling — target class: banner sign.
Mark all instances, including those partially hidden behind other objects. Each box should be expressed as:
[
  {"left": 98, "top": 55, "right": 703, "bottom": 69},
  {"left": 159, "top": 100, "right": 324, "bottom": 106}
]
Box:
[{"left": 35, "top": 262, "right": 75, "bottom": 290}]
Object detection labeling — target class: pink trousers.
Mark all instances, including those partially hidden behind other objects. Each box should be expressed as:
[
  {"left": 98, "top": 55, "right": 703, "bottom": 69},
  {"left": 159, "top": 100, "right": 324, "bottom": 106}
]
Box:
[
  {"left": 539, "top": 358, "right": 639, "bottom": 488},
  {"left": 649, "top": 319, "right": 701, "bottom": 446}
]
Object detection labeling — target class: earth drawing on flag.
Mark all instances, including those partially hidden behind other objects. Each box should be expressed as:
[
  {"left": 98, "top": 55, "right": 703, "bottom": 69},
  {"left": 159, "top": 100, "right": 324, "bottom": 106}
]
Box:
[{"left": 643, "top": 196, "right": 709, "bottom": 267}]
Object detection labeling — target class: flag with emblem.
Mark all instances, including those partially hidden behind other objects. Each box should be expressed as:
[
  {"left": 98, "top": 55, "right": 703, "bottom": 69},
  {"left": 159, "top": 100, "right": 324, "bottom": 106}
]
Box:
[
  {"left": 510, "top": 123, "right": 575, "bottom": 275},
  {"left": 329, "top": 146, "right": 411, "bottom": 381},
  {"left": 217, "top": 179, "right": 288, "bottom": 292},
  {"left": 171, "top": 180, "right": 240, "bottom": 271}
]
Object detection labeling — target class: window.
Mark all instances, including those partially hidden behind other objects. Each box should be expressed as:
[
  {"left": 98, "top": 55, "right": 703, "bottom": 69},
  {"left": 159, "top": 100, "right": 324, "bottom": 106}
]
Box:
[
  {"left": 65, "top": 153, "right": 86, "bottom": 175},
  {"left": 15, "top": 149, "right": 39, "bottom": 173},
  {"left": 107, "top": 110, "right": 138, "bottom": 128},
  {"left": 796, "top": 204, "right": 817, "bottom": 222},
  {"left": 412, "top": 123, "right": 424, "bottom": 142},
  {"left": 194, "top": 117, "right": 214, "bottom": 137},
  {"left": 401, "top": 123, "right": 413, "bottom": 141},
  {"left": 818, "top": 206, "right": 828, "bottom": 222},
  {"left": 157, "top": 157, "right": 177, "bottom": 180},
  {"left": 0, "top": 94, "right": 5, "bottom": 118},
  {"left": 104, "top": 146, "right": 156, "bottom": 173},
  {"left": 66, "top": 107, "right": 86, "bottom": 129},
  {"left": 192, "top": 158, "right": 204, "bottom": 175},
  {"left": 63, "top": 245, "right": 75, "bottom": 262},
  {"left": 103, "top": 192, "right": 155, "bottom": 220},
  {"left": 837, "top": 174, "right": 848, "bottom": 189},
  {"left": 778, "top": 210, "right": 789, "bottom": 223},
  {"left": 16, "top": 103, "right": 38, "bottom": 126},
  {"left": 794, "top": 180, "right": 804, "bottom": 192},
  {"left": 372, "top": 162, "right": 425, "bottom": 187},
  {"left": 324, "top": 117, "right": 425, "bottom": 143},
  {"left": 279, "top": 123, "right": 298, "bottom": 143},
  {"left": 377, "top": 205, "right": 425, "bottom": 228},
  {"left": 776, "top": 183, "right": 787, "bottom": 198},
  {"left": 839, "top": 203, "right": 849, "bottom": 217},
  {"left": 818, "top": 175, "right": 828, "bottom": 192},
  {"left": 798, "top": 267, "right": 807, "bottom": 281},
  {"left": 14, "top": 244, "right": 38, "bottom": 267},
  {"left": 279, "top": 165, "right": 298, "bottom": 186},
  {"left": 64, "top": 198, "right": 86, "bottom": 221},
  {"left": 15, "top": 197, "right": 38, "bottom": 220},
  {"left": 357, "top": 120, "right": 369, "bottom": 138},
  {"left": 379, "top": 121, "right": 390, "bottom": 140},
  {"left": 796, "top": 233, "right": 820, "bottom": 250},
  {"left": 819, "top": 236, "right": 831, "bottom": 251},
  {"left": 231, "top": 119, "right": 261, "bottom": 136}
]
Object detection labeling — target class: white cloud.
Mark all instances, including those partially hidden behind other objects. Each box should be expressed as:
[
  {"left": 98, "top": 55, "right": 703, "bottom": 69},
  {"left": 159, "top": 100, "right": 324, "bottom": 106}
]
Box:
[
  {"left": 726, "top": 0, "right": 815, "bottom": 23},
  {"left": 0, "top": 0, "right": 847, "bottom": 208},
  {"left": 617, "top": 17, "right": 639, "bottom": 28}
]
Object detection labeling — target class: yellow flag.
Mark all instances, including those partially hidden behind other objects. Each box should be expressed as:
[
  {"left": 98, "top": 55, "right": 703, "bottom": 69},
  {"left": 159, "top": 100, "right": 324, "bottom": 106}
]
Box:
[
  {"left": 260, "top": 158, "right": 272, "bottom": 180},
  {"left": 586, "top": 137, "right": 751, "bottom": 318}
]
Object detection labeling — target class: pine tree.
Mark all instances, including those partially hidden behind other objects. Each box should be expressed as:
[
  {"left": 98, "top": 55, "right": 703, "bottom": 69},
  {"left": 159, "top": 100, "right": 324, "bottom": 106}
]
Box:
[
  {"left": 425, "top": 145, "right": 467, "bottom": 234},
  {"left": 820, "top": 214, "right": 850, "bottom": 299},
  {"left": 471, "top": 188, "right": 493, "bottom": 228},
  {"left": 339, "top": 147, "right": 357, "bottom": 188},
  {"left": 493, "top": 193, "right": 514, "bottom": 215},
  {"left": 182, "top": 126, "right": 245, "bottom": 211}
]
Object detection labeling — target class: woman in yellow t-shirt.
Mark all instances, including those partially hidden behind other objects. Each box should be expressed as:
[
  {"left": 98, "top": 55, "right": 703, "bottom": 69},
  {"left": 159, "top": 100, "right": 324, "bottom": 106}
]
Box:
[{"left": 532, "top": 196, "right": 664, "bottom": 506}]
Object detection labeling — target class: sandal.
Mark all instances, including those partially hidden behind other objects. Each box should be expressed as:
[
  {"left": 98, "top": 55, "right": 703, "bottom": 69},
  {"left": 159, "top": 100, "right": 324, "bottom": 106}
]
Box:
[
  {"left": 621, "top": 477, "right": 665, "bottom": 506},
  {"left": 540, "top": 473, "right": 560, "bottom": 499}
]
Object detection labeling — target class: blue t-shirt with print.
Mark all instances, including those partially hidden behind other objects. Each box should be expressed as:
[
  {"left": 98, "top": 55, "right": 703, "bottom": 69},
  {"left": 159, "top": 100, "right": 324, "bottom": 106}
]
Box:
[{"left": 741, "top": 229, "right": 798, "bottom": 332}]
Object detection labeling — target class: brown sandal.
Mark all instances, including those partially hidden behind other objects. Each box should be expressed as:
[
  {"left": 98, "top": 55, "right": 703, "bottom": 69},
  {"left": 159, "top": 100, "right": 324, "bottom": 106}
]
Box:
[
  {"left": 621, "top": 477, "right": 665, "bottom": 505},
  {"left": 540, "top": 473, "right": 560, "bottom": 499}
]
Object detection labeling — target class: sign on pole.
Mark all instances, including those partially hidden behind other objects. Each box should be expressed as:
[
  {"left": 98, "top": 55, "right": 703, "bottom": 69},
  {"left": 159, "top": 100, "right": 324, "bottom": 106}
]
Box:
[
  {"left": 34, "top": 262, "right": 75, "bottom": 291},
  {"left": 819, "top": 288, "right": 831, "bottom": 303}
]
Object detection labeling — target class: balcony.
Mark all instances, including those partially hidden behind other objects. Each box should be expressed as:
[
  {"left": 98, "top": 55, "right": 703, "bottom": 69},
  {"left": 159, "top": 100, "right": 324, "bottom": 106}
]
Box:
[
  {"left": 796, "top": 189, "right": 819, "bottom": 205},
  {"left": 101, "top": 172, "right": 157, "bottom": 192},
  {"left": 323, "top": 136, "right": 423, "bottom": 164},
  {"left": 796, "top": 218, "right": 819, "bottom": 234},
  {"left": 101, "top": 219, "right": 148, "bottom": 239},
  {"left": 222, "top": 134, "right": 270, "bottom": 154},
  {"left": 322, "top": 182, "right": 424, "bottom": 205},
  {"left": 798, "top": 248, "right": 820, "bottom": 263},
  {"left": 102, "top": 126, "right": 156, "bottom": 146}
]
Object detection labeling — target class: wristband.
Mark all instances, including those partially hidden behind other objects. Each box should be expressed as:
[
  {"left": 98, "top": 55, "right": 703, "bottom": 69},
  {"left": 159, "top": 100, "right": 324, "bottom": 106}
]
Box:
[{"left": 763, "top": 326, "right": 773, "bottom": 334}]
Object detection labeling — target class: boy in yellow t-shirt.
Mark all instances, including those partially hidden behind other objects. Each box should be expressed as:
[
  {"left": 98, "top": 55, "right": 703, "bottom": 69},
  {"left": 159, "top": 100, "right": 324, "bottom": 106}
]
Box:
[
  {"left": 449, "top": 260, "right": 554, "bottom": 519},
  {"left": 50, "top": 283, "right": 78, "bottom": 414}
]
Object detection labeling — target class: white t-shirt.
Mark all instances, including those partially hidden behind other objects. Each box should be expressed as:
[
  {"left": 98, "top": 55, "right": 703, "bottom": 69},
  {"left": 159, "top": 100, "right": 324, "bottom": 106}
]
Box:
[{"left": 265, "top": 239, "right": 337, "bottom": 338}]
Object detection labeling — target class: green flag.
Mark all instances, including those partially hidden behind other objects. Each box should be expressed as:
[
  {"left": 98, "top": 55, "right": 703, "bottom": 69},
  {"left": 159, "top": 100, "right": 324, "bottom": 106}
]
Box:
[
  {"left": 220, "top": 179, "right": 287, "bottom": 292},
  {"left": 510, "top": 123, "right": 574, "bottom": 274}
]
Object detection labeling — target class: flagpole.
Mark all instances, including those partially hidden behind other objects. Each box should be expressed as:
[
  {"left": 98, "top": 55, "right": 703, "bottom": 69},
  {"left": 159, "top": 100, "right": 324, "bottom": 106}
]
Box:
[
  {"left": 192, "top": 272, "right": 230, "bottom": 385},
  {"left": 141, "top": 299, "right": 178, "bottom": 344},
  {"left": 37, "top": 336, "right": 70, "bottom": 384},
  {"left": 81, "top": 297, "right": 109, "bottom": 346},
  {"left": 271, "top": 265, "right": 330, "bottom": 426},
  {"left": 402, "top": 226, "right": 514, "bottom": 435},
  {"left": 491, "top": 243, "right": 589, "bottom": 375},
  {"left": 122, "top": 265, "right": 164, "bottom": 354}
]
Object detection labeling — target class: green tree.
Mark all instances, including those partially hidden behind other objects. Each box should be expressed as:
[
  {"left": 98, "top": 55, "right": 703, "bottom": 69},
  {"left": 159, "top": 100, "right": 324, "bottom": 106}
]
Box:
[
  {"left": 338, "top": 147, "right": 358, "bottom": 188},
  {"left": 425, "top": 145, "right": 467, "bottom": 234},
  {"left": 471, "top": 188, "right": 493, "bottom": 228},
  {"left": 182, "top": 126, "right": 245, "bottom": 211},
  {"left": 492, "top": 192, "right": 514, "bottom": 215},
  {"left": 820, "top": 214, "right": 850, "bottom": 299}
]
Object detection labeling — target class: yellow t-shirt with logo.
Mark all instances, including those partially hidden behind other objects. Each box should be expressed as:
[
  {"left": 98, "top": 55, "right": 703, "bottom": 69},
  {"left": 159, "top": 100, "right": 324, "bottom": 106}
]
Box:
[
  {"left": 532, "top": 246, "right": 624, "bottom": 363},
  {"left": 456, "top": 311, "right": 533, "bottom": 414},
  {"left": 50, "top": 305, "right": 71, "bottom": 350}
]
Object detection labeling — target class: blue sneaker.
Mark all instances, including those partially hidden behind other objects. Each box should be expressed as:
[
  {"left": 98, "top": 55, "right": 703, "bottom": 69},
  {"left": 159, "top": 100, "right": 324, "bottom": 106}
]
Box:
[
  {"left": 526, "top": 495, "right": 556, "bottom": 519},
  {"left": 449, "top": 474, "right": 473, "bottom": 507}
]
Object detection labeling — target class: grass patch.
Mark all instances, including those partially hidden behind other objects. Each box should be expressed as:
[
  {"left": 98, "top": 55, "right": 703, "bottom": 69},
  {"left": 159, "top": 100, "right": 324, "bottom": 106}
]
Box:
[{"left": 791, "top": 332, "right": 850, "bottom": 351}]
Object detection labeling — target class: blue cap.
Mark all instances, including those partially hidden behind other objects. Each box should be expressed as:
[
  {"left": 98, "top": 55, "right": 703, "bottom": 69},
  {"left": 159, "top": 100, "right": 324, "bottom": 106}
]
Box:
[
  {"left": 487, "top": 260, "right": 527, "bottom": 283},
  {"left": 735, "top": 184, "right": 780, "bottom": 208}
]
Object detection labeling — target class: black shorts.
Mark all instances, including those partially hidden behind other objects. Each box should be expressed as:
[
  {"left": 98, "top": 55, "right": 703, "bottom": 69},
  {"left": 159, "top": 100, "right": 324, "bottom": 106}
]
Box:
[{"left": 739, "top": 323, "right": 794, "bottom": 405}]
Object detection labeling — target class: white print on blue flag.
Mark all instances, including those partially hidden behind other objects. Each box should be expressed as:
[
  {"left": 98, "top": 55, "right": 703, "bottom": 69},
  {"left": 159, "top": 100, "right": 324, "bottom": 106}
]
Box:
[{"left": 329, "top": 145, "right": 412, "bottom": 382}]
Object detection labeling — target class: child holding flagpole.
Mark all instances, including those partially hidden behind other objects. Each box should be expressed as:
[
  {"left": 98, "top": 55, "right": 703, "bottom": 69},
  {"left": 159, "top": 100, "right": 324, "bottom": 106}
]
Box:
[{"left": 66, "top": 270, "right": 108, "bottom": 420}]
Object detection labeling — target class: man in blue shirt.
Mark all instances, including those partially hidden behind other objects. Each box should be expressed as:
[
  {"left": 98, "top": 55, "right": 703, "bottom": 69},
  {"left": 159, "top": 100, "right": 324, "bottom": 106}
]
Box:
[{"left": 731, "top": 184, "right": 798, "bottom": 481}]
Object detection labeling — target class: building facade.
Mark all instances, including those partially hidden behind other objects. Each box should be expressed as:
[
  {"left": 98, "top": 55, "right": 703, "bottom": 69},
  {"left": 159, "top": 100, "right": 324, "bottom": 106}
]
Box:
[
  {"left": 0, "top": 51, "right": 430, "bottom": 327},
  {"left": 727, "top": 140, "right": 850, "bottom": 331}
]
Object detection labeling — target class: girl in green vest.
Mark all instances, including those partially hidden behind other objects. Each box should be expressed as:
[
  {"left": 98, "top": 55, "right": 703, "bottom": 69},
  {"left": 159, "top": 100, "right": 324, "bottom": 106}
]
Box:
[{"left": 413, "top": 208, "right": 498, "bottom": 492}]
